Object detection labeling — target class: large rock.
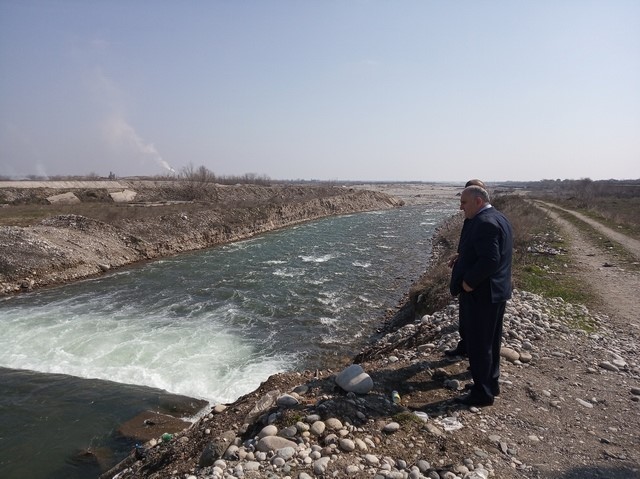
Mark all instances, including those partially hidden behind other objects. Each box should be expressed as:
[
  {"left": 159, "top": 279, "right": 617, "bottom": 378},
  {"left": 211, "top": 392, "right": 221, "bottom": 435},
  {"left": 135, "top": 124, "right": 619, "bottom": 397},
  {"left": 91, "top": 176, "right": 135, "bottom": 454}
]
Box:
[
  {"left": 198, "top": 430, "right": 236, "bottom": 467},
  {"left": 256, "top": 436, "right": 297, "bottom": 452},
  {"left": 335, "top": 364, "right": 373, "bottom": 394}
]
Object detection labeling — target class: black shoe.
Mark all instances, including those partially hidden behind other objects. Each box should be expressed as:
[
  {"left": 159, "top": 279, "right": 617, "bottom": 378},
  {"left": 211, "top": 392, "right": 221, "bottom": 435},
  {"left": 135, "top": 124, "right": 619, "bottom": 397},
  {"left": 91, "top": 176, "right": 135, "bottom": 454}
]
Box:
[
  {"left": 455, "top": 392, "right": 494, "bottom": 407},
  {"left": 444, "top": 347, "right": 467, "bottom": 357},
  {"left": 464, "top": 383, "right": 500, "bottom": 396}
]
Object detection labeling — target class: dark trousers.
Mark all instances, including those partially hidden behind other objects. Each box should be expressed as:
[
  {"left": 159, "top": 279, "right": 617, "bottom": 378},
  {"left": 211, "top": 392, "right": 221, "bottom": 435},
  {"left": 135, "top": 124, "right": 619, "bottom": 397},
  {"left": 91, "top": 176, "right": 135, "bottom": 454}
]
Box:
[
  {"left": 457, "top": 297, "right": 469, "bottom": 352},
  {"left": 459, "top": 288, "right": 505, "bottom": 399}
]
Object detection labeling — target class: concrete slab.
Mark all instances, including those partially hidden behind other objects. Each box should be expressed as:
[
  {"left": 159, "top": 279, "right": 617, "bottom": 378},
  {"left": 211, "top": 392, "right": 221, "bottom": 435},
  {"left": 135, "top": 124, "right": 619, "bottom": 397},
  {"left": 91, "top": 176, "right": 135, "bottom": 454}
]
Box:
[
  {"left": 110, "top": 189, "right": 138, "bottom": 202},
  {"left": 46, "top": 192, "right": 80, "bottom": 204}
]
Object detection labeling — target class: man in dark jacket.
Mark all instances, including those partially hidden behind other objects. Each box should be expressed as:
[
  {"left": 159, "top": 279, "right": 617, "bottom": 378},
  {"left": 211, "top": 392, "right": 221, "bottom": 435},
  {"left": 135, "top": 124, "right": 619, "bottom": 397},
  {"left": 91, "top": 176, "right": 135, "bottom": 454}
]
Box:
[
  {"left": 450, "top": 185, "right": 513, "bottom": 406},
  {"left": 445, "top": 178, "right": 486, "bottom": 358}
]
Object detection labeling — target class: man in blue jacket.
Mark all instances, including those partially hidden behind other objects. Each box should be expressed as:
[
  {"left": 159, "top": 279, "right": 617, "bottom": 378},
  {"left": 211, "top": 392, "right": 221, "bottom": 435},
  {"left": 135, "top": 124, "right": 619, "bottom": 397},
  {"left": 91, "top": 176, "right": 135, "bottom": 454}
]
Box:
[{"left": 450, "top": 185, "right": 513, "bottom": 407}]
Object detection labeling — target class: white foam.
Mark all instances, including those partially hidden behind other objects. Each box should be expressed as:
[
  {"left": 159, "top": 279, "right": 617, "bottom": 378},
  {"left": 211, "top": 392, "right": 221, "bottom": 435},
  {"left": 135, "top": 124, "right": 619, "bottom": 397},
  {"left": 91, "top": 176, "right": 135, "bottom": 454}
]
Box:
[
  {"left": 299, "top": 254, "right": 335, "bottom": 263},
  {"left": 0, "top": 305, "right": 295, "bottom": 403},
  {"left": 352, "top": 261, "right": 371, "bottom": 268},
  {"left": 273, "top": 268, "right": 305, "bottom": 277}
]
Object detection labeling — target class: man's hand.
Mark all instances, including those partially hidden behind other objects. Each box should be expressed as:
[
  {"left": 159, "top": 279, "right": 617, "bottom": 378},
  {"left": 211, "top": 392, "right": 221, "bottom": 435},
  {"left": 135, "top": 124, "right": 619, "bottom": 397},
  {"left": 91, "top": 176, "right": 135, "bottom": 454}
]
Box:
[
  {"left": 462, "top": 280, "right": 474, "bottom": 292},
  {"left": 448, "top": 254, "right": 459, "bottom": 268}
]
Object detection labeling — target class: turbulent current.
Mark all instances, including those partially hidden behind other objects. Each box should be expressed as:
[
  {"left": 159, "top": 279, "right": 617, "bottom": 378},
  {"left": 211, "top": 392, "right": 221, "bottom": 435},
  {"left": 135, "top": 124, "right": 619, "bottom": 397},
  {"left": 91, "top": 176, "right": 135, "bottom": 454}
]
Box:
[{"left": 0, "top": 199, "right": 457, "bottom": 478}]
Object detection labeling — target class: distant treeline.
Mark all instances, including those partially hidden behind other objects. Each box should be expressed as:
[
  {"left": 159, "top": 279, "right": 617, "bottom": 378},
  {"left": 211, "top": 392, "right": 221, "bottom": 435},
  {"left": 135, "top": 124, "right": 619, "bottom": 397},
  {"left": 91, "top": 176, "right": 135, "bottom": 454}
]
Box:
[
  {"left": 496, "top": 178, "right": 640, "bottom": 199},
  {"left": 0, "top": 166, "right": 273, "bottom": 187}
]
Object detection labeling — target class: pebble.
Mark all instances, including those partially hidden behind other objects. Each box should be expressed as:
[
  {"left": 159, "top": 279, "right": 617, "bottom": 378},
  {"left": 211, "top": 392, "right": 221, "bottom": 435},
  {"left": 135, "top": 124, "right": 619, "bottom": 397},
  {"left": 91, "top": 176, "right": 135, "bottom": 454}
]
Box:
[
  {"left": 325, "top": 418, "right": 343, "bottom": 430},
  {"left": 576, "top": 398, "right": 594, "bottom": 408},
  {"left": 310, "top": 421, "right": 326, "bottom": 436},
  {"left": 364, "top": 454, "right": 380, "bottom": 465},
  {"left": 213, "top": 404, "right": 227, "bottom": 414},
  {"left": 339, "top": 438, "right": 356, "bottom": 452},
  {"left": 313, "top": 456, "right": 331, "bottom": 475},
  {"left": 256, "top": 436, "right": 297, "bottom": 452},
  {"left": 500, "top": 347, "right": 520, "bottom": 362},
  {"left": 382, "top": 422, "right": 401, "bottom": 433},
  {"left": 335, "top": 364, "right": 374, "bottom": 394},
  {"left": 276, "top": 394, "right": 299, "bottom": 407}
]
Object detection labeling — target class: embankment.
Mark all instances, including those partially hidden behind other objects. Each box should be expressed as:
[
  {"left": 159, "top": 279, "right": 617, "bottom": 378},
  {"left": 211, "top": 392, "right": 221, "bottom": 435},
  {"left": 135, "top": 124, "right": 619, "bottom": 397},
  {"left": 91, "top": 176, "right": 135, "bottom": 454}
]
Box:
[{"left": 0, "top": 184, "right": 403, "bottom": 295}]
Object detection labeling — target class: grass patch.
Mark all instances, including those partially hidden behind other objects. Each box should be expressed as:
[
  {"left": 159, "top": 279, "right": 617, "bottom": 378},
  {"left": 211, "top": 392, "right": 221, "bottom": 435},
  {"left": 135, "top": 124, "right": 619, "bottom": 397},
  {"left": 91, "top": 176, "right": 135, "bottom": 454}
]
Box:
[
  {"left": 517, "top": 260, "right": 589, "bottom": 305},
  {"left": 392, "top": 411, "right": 425, "bottom": 425}
]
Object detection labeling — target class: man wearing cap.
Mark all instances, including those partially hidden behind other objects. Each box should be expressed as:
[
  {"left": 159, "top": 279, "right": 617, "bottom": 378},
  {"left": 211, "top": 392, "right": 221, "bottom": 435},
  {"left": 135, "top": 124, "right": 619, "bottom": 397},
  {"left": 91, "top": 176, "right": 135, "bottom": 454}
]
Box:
[{"left": 449, "top": 185, "right": 513, "bottom": 407}]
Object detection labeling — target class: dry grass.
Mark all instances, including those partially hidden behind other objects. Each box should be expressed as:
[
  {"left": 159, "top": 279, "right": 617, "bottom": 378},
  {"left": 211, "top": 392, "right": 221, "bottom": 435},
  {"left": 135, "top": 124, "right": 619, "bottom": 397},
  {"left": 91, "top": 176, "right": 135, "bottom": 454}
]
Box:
[{"left": 533, "top": 194, "right": 640, "bottom": 240}]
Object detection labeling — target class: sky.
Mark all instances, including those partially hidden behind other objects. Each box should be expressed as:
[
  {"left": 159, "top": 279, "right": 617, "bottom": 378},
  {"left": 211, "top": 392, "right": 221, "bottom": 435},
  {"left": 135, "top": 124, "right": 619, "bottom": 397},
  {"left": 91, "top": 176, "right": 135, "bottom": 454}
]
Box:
[{"left": 1, "top": 1, "right": 639, "bottom": 182}]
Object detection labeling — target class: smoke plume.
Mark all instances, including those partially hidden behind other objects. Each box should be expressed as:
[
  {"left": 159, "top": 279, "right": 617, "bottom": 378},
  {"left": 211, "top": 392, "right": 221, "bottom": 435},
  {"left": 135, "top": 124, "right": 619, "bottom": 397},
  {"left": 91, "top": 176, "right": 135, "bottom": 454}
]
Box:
[{"left": 104, "top": 114, "right": 175, "bottom": 173}]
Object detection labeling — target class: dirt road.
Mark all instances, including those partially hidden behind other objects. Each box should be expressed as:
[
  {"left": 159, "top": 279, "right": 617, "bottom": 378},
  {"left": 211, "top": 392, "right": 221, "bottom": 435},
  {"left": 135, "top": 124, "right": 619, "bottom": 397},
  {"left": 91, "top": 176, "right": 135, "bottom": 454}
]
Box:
[
  {"left": 537, "top": 201, "right": 640, "bottom": 262},
  {"left": 533, "top": 201, "right": 640, "bottom": 338}
]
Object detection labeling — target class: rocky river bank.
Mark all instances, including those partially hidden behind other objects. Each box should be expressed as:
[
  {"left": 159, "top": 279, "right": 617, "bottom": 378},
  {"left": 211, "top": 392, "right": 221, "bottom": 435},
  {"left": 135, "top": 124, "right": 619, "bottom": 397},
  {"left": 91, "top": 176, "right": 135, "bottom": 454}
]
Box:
[
  {"left": 0, "top": 183, "right": 404, "bottom": 295},
  {"left": 100, "top": 284, "right": 640, "bottom": 479}
]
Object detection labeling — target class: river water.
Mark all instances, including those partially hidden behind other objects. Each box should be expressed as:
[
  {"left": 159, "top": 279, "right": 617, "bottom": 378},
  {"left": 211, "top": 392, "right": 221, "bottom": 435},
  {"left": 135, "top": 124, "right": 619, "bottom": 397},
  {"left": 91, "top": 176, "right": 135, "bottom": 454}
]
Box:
[{"left": 0, "top": 191, "right": 458, "bottom": 478}]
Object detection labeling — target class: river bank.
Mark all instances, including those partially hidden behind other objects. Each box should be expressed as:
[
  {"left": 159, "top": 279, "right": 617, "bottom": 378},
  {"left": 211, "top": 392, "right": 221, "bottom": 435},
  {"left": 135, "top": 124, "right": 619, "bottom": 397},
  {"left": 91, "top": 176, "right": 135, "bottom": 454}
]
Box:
[
  {"left": 100, "top": 259, "right": 640, "bottom": 479},
  {"left": 0, "top": 182, "right": 412, "bottom": 295}
]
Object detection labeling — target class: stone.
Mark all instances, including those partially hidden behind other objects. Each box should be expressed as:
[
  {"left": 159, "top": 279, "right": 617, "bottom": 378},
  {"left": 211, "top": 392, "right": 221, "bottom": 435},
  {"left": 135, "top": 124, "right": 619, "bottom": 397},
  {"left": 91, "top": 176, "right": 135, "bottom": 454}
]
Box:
[
  {"left": 576, "top": 398, "right": 594, "bottom": 408},
  {"left": 213, "top": 404, "right": 227, "bottom": 414},
  {"left": 310, "top": 421, "right": 326, "bottom": 436},
  {"left": 325, "top": 417, "right": 343, "bottom": 430},
  {"left": 500, "top": 347, "right": 520, "bottom": 362},
  {"left": 276, "top": 446, "right": 296, "bottom": 461},
  {"left": 198, "top": 430, "right": 236, "bottom": 467},
  {"left": 519, "top": 351, "right": 533, "bottom": 363},
  {"left": 339, "top": 438, "right": 356, "bottom": 452},
  {"left": 258, "top": 425, "right": 278, "bottom": 438},
  {"left": 335, "top": 364, "right": 374, "bottom": 394},
  {"left": 382, "top": 422, "right": 401, "bottom": 433},
  {"left": 277, "top": 393, "right": 300, "bottom": 407},
  {"left": 225, "top": 444, "right": 242, "bottom": 460},
  {"left": 417, "top": 459, "right": 431, "bottom": 472},
  {"left": 313, "top": 456, "right": 331, "bottom": 475},
  {"left": 256, "top": 436, "right": 297, "bottom": 452},
  {"left": 278, "top": 425, "right": 298, "bottom": 438},
  {"left": 364, "top": 454, "right": 380, "bottom": 465},
  {"left": 245, "top": 389, "right": 280, "bottom": 424},
  {"left": 346, "top": 464, "right": 361, "bottom": 475},
  {"left": 465, "top": 469, "right": 489, "bottom": 479}
]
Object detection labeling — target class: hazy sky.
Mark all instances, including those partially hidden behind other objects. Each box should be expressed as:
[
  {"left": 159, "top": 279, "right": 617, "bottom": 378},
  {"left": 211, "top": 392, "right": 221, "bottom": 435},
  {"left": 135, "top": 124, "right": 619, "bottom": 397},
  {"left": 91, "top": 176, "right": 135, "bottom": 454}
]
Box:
[{"left": 1, "top": 1, "right": 639, "bottom": 182}]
